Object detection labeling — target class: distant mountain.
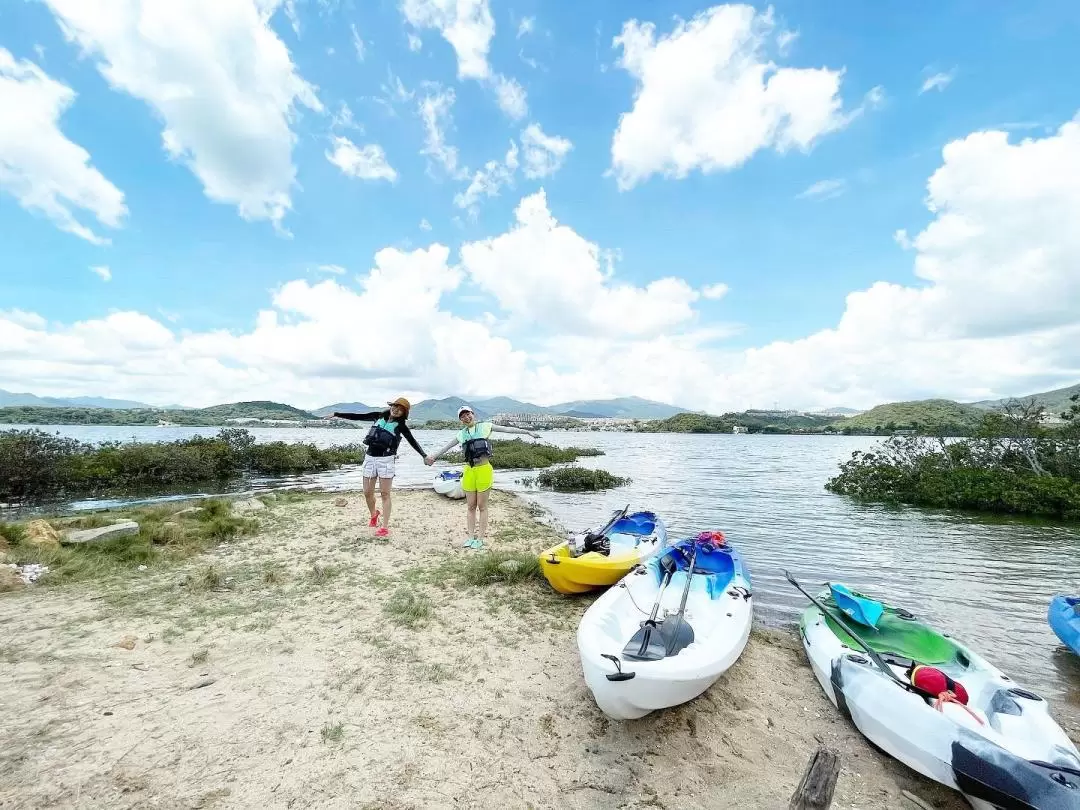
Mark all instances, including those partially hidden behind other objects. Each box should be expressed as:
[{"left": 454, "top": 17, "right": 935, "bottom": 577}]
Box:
[
  {"left": 969, "top": 382, "right": 1080, "bottom": 415},
  {"left": 561, "top": 409, "right": 607, "bottom": 419},
  {"left": 312, "top": 401, "right": 377, "bottom": 417},
  {"left": 408, "top": 397, "right": 488, "bottom": 423},
  {"left": 839, "top": 399, "right": 985, "bottom": 433},
  {"left": 552, "top": 396, "right": 686, "bottom": 420},
  {"left": 197, "top": 401, "right": 316, "bottom": 421},
  {"left": 471, "top": 396, "right": 549, "bottom": 415},
  {"left": 0, "top": 388, "right": 152, "bottom": 409}
]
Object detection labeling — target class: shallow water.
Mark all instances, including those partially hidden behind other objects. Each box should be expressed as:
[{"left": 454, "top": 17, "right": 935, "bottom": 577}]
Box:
[{"left": 7, "top": 424, "right": 1080, "bottom": 712}]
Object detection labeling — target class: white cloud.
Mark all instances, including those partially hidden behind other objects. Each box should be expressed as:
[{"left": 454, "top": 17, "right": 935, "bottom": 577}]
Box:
[
  {"left": 610, "top": 5, "right": 860, "bottom": 190},
  {"left": 401, "top": 0, "right": 494, "bottom": 80},
  {"left": 283, "top": 0, "right": 301, "bottom": 35},
  {"left": 520, "top": 124, "right": 572, "bottom": 178},
  {"left": 90, "top": 265, "right": 112, "bottom": 282},
  {"left": 701, "top": 283, "right": 729, "bottom": 300},
  {"left": 317, "top": 264, "right": 346, "bottom": 275},
  {"left": 326, "top": 136, "right": 397, "bottom": 182},
  {"left": 797, "top": 178, "right": 846, "bottom": 200},
  {"left": 330, "top": 101, "right": 358, "bottom": 131},
  {"left": 920, "top": 70, "right": 955, "bottom": 95},
  {"left": 492, "top": 74, "right": 528, "bottom": 120},
  {"left": 454, "top": 142, "right": 518, "bottom": 217},
  {"left": 517, "top": 17, "right": 534, "bottom": 38},
  {"left": 419, "top": 218, "right": 432, "bottom": 231},
  {"left": 777, "top": 29, "right": 797, "bottom": 54},
  {"left": 33, "top": 44, "right": 47, "bottom": 61},
  {"left": 418, "top": 86, "right": 467, "bottom": 179},
  {"left": 893, "top": 229, "right": 912, "bottom": 249},
  {"left": 44, "top": 0, "right": 322, "bottom": 230},
  {"left": 351, "top": 23, "right": 365, "bottom": 60},
  {"left": 9, "top": 117, "right": 1080, "bottom": 413},
  {"left": 460, "top": 190, "right": 701, "bottom": 337},
  {"left": 0, "top": 49, "right": 126, "bottom": 244},
  {"left": 407, "top": 32, "right": 423, "bottom": 52}
]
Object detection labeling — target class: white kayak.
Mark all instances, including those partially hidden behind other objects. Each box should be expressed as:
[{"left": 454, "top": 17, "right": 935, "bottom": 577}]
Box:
[
  {"left": 432, "top": 470, "right": 465, "bottom": 500},
  {"left": 577, "top": 533, "right": 752, "bottom": 720},
  {"left": 799, "top": 583, "right": 1080, "bottom": 810}
]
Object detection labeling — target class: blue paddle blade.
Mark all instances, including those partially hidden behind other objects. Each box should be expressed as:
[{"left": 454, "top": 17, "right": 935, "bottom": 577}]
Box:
[{"left": 829, "top": 583, "right": 884, "bottom": 629}]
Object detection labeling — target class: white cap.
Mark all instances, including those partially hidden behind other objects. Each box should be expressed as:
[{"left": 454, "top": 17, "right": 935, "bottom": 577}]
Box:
[{"left": 457, "top": 405, "right": 474, "bottom": 417}]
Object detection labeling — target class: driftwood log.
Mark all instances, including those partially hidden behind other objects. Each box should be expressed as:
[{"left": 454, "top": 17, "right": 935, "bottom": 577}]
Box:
[{"left": 789, "top": 745, "right": 841, "bottom": 810}]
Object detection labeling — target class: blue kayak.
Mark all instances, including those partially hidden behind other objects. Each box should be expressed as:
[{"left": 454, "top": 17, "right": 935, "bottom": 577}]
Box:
[{"left": 1048, "top": 594, "right": 1080, "bottom": 656}]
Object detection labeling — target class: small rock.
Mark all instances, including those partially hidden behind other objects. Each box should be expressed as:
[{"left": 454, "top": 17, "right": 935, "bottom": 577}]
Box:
[
  {"left": 103, "top": 711, "right": 113, "bottom": 716},
  {"left": 24, "top": 519, "right": 60, "bottom": 549},
  {"left": 0, "top": 566, "right": 25, "bottom": 592},
  {"left": 232, "top": 498, "right": 266, "bottom": 514},
  {"left": 63, "top": 521, "right": 140, "bottom": 546},
  {"left": 333, "top": 498, "right": 348, "bottom": 508},
  {"left": 113, "top": 635, "right": 138, "bottom": 651},
  {"left": 138, "top": 565, "right": 148, "bottom": 571},
  {"left": 176, "top": 507, "right": 205, "bottom": 517},
  {"left": 132, "top": 663, "right": 151, "bottom": 672}
]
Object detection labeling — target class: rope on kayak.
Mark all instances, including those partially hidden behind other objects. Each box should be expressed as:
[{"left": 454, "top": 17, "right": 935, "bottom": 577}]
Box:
[
  {"left": 619, "top": 581, "right": 653, "bottom": 617},
  {"left": 932, "top": 691, "right": 985, "bottom": 726}
]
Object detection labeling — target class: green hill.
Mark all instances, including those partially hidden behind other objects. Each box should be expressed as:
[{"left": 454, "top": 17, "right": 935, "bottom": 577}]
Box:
[
  {"left": 196, "top": 401, "right": 315, "bottom": 421},
  {"left": 0, "top": 401, "right": 317, "bottom": 426},
  {"left": 970, "top": 382, "right": 1080, "bottom": 416},
  {"left": 836, "top": 399, "right": 985, "bottom": 434}
]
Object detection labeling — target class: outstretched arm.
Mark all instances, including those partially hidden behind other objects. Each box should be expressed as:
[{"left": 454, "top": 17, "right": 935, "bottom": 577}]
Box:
[
  {"left": 399, "top": 423, "right": 427, "bottom": 459},
  {"left": 329, "top": 410, "right": 384, "bottom": 422},
  {"left": 491, "top": 424, "right": 542, "bottom": 439},
  {"left": 426, "top": 437, "right": 461, "bottom": 464}
]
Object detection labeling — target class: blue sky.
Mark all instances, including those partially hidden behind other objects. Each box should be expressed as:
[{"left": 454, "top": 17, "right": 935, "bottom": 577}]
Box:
[{"left": 1, "top": 0, "right": 1079, "bottom": 410}]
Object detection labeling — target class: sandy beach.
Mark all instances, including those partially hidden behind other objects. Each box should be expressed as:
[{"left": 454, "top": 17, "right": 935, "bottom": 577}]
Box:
[{"left": 0, "top": 489, "right": 1055, "bottom": 809}]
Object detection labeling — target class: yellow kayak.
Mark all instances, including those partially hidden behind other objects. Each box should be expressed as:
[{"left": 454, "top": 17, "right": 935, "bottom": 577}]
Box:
[{"left": 539, "top": 508, "right": 667, "bottom": 594}]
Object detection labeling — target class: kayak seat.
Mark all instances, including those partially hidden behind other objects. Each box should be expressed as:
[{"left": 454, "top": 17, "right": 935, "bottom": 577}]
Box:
[{"left": 821, "top": 596, "right": 960, "bottom": 666}]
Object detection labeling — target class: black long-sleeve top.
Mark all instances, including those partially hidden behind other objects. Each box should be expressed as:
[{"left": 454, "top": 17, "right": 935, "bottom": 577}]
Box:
[{"left": 333, "top": 409, "right": 426, "bottom": 458}]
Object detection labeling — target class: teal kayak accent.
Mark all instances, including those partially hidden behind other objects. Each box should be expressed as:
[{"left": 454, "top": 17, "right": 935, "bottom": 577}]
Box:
[
  {"left": 814, "top": 587, "right": 961, "bottom": 666},
  {"left": 1048, "top": 594, "right": 1080, "bottom": 657},
  {"left": 829, "top": 582, "right": 884, "bottom": 628}
]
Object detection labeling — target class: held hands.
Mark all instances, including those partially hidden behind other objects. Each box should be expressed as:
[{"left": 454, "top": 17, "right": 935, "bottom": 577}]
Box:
[{"left": 424, "top": 455, "right": 436, "bottom": 466}]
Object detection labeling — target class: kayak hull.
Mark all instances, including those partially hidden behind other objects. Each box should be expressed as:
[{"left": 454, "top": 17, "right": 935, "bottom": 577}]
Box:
[
  {"left": 1048, "top": 594, "right": 1080, "bottom": 657},
  {"left": 578, "top": 539, "right": 752, "bottom": 720},
  {"left": 800, "top": 589, "right": 1080, "bottom": 810},
  {"left": 432, "top": 471, "right": 465, "bottom": 500},
  {"left": 539, "top": 510, "right": 667, "bottom": 594}
]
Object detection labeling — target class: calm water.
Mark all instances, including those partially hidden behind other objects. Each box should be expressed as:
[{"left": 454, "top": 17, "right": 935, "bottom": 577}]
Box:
[{"left": 9, "top": 424, "right": 1080, "bottom": 712}]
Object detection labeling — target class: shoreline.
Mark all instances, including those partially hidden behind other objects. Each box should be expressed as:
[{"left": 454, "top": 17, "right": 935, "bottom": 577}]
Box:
[{"left": 0, "top": 489, "right": 1040, "bottom": 808}]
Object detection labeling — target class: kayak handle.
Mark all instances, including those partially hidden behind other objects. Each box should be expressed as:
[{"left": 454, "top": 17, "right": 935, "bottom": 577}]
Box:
[
  {"left": 601, "top": 654, "right": 636, "bottom": 682},
  {"left": 546, "top": 554, "right": 560, "bottom": 565},
  {"left": 728, "top": 586, "right": 752, "bottom": 601}
]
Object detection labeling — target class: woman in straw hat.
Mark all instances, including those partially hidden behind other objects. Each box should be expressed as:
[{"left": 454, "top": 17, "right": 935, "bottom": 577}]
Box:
[{"left": 328, "top": 397, "right": 432, "bottom": 539}]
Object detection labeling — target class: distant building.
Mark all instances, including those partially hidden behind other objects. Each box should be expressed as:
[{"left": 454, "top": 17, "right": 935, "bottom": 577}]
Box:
[{"left": 732, "top": 425, "right": 749, "bottom": 434}]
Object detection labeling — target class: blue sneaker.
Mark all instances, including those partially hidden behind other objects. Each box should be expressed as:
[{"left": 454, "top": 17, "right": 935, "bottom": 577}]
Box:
[{"left": 463, "top": 537, "right": 484, "bottom": 550}]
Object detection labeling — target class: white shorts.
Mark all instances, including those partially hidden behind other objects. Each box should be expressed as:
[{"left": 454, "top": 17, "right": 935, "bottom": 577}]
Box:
[{"left": 362, "top": 454, "right": 396, "bottom": 479}]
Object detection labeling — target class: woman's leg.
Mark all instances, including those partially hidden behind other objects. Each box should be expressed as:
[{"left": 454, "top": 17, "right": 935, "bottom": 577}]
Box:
[
  {"left": 465, "top": 490, "right": 477, "bottom": 539},
  {"left": 476, "top": 488, "right": 490, "bottom": 543},
  {"left": 363, "top": 476, "right": 378, "bottom": 523},
  {"left": 378, "top": 477, "right": 393, "bottom": 528}
]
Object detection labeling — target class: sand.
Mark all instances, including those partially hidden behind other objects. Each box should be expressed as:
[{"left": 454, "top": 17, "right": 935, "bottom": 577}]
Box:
[{"left": 0, "top": 489, "right": 1025, "bottom": 809}]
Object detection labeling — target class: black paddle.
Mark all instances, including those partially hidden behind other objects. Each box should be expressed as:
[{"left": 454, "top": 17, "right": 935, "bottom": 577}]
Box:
[
  {"left": 622, "top": 551, "right": 679, "bottom": 661},
  {"left": 660, "top": 541, "right": 698, "bottom": 656},
  {"left": 784, "top": 570, "right": 911, "bottom": 690}
]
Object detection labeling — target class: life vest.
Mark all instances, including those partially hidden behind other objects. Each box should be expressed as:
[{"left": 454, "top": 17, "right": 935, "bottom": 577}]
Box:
[
  {"left": 363, "top": 418, "right": 400, "bottom": 456},
  {"left": 460, "top": 423, "right": 494, "bottom": 465},
  {"left": 909, "top": 665, "right": 970, "bottom": 704}
]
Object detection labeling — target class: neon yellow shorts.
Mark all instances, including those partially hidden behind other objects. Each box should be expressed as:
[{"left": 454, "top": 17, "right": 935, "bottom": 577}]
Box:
[{"left": 462, "top": 462, "right": 493, "bottom": 493}]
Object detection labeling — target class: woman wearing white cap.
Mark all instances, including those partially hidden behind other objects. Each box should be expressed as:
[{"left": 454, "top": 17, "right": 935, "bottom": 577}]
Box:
[{"left": 426, "top": 405, "right": 540, "bottom": 549}]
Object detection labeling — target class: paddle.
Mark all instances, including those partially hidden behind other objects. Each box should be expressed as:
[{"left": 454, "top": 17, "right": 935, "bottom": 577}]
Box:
[
  {"left": 622, "top": 551, "right": 680, "bottom": 661},
  {"left": 660, "top": 541, "right": 698, "bottom": 656},
  {"left": 784, "top": 570, "right": 912, "bottom": 691}
]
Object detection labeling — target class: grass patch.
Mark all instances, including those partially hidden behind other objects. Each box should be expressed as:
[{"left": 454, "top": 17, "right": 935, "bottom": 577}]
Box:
[
  {"left": 441, "top": 438, "right": 603, "bottom": 470},
  {"left": 382, "top": 588, "right": 434, "bottom": 629},
  {"left": 189, "top": 647, "right": 210, "bottom": 667},
  {"left": 261, "top": 564, "right": 285, "bottom": 585},
  {"left": 534, "top": 466, "right": 630, "bottom": 492},
  {"left": 448, "top": 550, "right": 543, "bottom": 586},
  {"left": 413, "top": 662, "right": 453, "bottom": 684},
  {"left": 320, "top": 722, "right": 345, "bottom": 743},
  {"left": 308, "top": 562, "right": 341, "bottom": 585},
  {"left": 0, "top": 498, "right": 255, "bottom": 587},
  {"left": 188, "top": 564, "right": 225, "bottom": 591}
]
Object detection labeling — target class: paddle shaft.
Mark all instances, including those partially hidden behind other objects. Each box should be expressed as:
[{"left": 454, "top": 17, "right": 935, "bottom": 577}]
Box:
[
  {"left": 647, "top": 562, "right": 675, "bottom": 623},
  {"left": 664, "top": 543, "right": 699, "bottom": 654},
  {"left": 785, "top": 571, "right": 911, "bottom": 691}
]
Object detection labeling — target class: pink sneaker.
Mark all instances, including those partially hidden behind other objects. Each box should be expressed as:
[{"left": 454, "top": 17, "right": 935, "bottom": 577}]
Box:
[
  {"left": 374, "top": 527, "right": 389, "bottom": 539},
  {"left": 368, "top": 510, "right": 380, "bottom": 527}
]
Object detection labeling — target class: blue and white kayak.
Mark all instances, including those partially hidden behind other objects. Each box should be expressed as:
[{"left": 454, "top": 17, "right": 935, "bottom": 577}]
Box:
[
  {"left": 577, "top": 532, "right": 752, "bottom": 720},
  {"left": 432, "top": 470, "right": 465, "bottom": 500},
  {"left": 1049, "top": 594, "right": 1080, "bottom": 657}
]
